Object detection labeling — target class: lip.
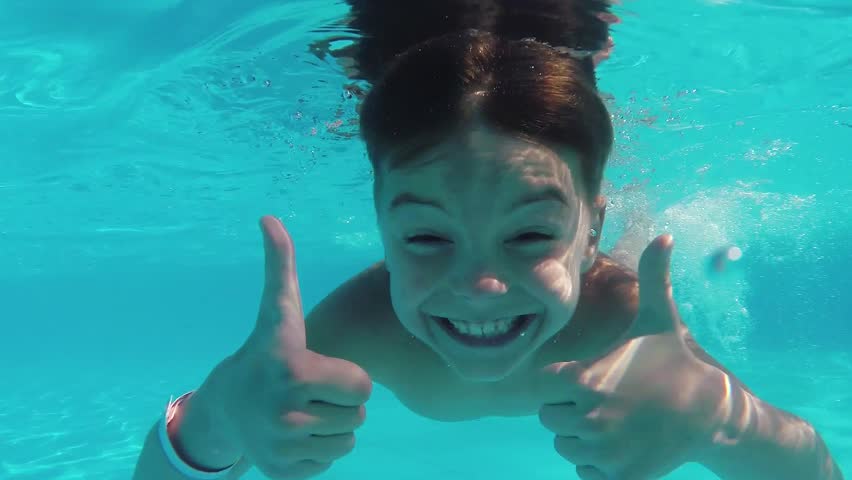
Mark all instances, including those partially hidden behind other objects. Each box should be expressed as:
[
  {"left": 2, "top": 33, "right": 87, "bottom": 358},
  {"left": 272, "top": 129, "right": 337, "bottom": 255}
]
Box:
[
  {"left": 435, "top": 314, "right": 536, "bottom": 347},
  {"left": 428, "top": 313, "right": 541, "bottom": 349}
]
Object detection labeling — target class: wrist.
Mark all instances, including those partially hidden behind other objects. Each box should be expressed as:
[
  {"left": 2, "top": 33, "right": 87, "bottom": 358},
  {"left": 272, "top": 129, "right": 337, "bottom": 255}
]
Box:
[
  {"left": 692, "top": 374, "right": 755, "bottom": 471},
  {"left": 170, "top": 366, "right": 243, "bottom": 471}
]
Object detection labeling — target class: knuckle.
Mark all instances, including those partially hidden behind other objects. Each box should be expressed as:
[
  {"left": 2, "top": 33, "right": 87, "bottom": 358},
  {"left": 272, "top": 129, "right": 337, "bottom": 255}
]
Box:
[
  {"left": 354, "top": 405, "right": 367, "bottom": 428},
  {"left": 297, "top": 460, "right": 333, "bottom": 479},
  {"left": 351, "top": 368, "right": 373, "bottom": 402},
  {"left": 575, "top": 465, "right": 603, "bottom": 480},
  {"left": 280, "top": 361, "right": 312, "bottom": 389},
  {"left": 553, "top": 435, "right": 582, "bottom": 461},
  {"left": 340, "top": 433, "right": 357, "bottom": 456},
  {"left": 254, "top": 439, "right": 336, "bottom": 479},
  {"left": 281, "top": 410, "right": 313, "bottom": 432},
  {"left": 253, "top": 458, "right": 292, "bottom": 480},
  {"left": 538, "top": 406, "right": 559, "bottom": 431},
  {"left": 331, "top": 432, "right": 357, "bottom": 457}
]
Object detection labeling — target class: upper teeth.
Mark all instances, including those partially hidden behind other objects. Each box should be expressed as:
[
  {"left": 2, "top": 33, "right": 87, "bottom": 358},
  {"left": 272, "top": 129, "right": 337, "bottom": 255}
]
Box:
[{"left": 446, "top": 316, "right": 518, "bottom": 337}]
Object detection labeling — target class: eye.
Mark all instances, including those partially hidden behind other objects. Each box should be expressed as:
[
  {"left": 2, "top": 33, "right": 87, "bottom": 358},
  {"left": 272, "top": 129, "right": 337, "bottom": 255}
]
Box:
[
  {"left": 405, "top": 234, "right": 452, "bottom": 246},
  {"left": 510, "top": 232, "right": 555, "bottom": 244}
]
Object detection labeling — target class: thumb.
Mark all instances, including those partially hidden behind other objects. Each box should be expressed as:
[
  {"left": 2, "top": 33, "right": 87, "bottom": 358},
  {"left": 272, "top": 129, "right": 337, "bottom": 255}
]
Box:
[
  {"left": 256, "top": 215, "right": 306, "bottom": 351},
  {"left": 632, "top": 233, "right": 680, "bottom": 337}
]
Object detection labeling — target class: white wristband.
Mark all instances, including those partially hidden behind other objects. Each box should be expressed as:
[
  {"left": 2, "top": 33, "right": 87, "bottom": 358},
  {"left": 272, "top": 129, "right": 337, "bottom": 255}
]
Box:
[{"left": 158, "top": 391, "right": 236, "bottom": 479}]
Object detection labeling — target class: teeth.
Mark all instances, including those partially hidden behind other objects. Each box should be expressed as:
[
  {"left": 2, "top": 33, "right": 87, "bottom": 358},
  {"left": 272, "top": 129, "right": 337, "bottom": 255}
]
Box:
[{"left": 445, "top": 316, "right": 521, "bottom": 337}]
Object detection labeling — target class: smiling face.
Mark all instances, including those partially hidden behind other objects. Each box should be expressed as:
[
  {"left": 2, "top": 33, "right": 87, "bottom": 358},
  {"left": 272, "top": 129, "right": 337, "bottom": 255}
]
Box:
[{"left": 375, "top": 125, "right": 605, "bottom": 382}]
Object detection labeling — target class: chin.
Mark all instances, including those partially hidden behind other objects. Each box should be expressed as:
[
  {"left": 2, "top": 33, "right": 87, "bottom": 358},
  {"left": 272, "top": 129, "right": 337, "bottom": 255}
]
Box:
[{"left": 444, "top": 356, "right": 532, "bottom": 382}]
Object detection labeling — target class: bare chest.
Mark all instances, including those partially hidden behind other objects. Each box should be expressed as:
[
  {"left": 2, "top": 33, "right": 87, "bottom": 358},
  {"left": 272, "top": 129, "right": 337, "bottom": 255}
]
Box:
[
  {"left": 369, "top": 323, "right": 623, "bottom": 422},
  {"left": 384, "top": 364, "right": 542, "bottom": 421}
]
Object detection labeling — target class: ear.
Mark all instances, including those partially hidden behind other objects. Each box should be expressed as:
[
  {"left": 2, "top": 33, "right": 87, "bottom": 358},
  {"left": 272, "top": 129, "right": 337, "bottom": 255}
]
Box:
[{"left": 581, "top": 195, "right": 607, "bottom": 272}]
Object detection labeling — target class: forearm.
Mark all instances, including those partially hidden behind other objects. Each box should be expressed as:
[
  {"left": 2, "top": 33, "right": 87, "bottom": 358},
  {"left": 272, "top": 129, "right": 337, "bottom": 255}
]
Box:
[
  {"left": 132, "top": 371, "right": 248, "bottom": 479},
  {"left": 700, "top": 392, "right": 844, "bottom": 480}
]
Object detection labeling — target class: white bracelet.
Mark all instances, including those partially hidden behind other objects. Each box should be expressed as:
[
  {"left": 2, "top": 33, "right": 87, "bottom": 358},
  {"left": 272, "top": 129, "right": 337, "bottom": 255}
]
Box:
[{"left": 158, "top": 391, "right": 236, "bottom": 479}]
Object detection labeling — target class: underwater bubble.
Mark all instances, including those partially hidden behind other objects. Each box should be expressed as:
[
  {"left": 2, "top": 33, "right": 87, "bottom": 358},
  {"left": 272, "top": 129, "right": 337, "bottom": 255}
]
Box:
[{"left": 709, "top": 245, "right": 743, "bottom": 274}]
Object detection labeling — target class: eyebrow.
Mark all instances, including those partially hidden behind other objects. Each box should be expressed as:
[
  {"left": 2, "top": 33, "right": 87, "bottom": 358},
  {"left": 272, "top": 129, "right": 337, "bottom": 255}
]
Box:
[
  {"left": 389, "top": 193, "right": 447, "bottom": 212},
  {"left": 509, "top": 187, "right": 570, "bottom": 210},
  {"left": 389, "top": 187, "right": 570, "bottom": 213}
]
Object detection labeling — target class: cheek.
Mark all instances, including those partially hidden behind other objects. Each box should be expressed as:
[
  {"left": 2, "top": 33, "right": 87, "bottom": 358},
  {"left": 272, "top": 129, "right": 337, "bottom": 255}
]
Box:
[
  {"left": 386, "top": 246, "right": 446, "bottom": 301},
  {"left": 532, "top": 258, "right": 581, "bottom": 304},
  {"left": 399, "top": 267, "right": 437, "bottom": 297}
]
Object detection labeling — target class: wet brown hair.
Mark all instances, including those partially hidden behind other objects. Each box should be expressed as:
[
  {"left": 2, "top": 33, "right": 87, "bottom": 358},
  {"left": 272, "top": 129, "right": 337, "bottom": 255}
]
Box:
[{"left": 315, "top": 0, "right": 614, "bottom": 198}]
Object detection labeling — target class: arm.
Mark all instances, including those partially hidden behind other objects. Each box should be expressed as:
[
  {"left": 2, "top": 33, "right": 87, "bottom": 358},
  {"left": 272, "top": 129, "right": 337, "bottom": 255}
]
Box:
[
  {"left": 702, "top": 395, "right": 844, "bottom": 480},
  {"left": 602, "top": 244, "right": 843, "bottom": 479},
  {"left": 685, "top": 336, "right": 844, "bottom": 479},
  {"left": 133, "top": 262, "right": 389, "bottom": 480}
]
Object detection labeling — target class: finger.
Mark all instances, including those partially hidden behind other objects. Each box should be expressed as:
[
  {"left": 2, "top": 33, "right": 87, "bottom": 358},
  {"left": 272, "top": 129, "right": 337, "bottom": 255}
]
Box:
[
  {"left": 635, "top": 234, "right": 679, "bottom": 336},
  {"left": 576, "top": 465, "right": 608, "bottom": 480},
  {"left": 553, "top": 435, "right": 604, "bottom": 468},
  {"left": 539, "top": 404, "right": 604, "bottom": 439},
  {"left": 539, "top": 403, "right": 580, "bottom": 436},
  {"left": 535, "top": 361, "right": 596, "bottom": 406},
  {"left": 287, "top": 350, "right": 373, "bottom": 406},
  {"left": 251, "top": 456, "right": 331, "bottom": 480},
  {"left": 637, "top": 234, "right": 673, "bottom": 310},
  {"left": 258, "top": 215, "right": 306, "bottom": 350},
  {"left": 283, "top": 433, "right": 357, "bottom": 463},
  {"left": 281, "top": 402, "right": 366, "bottom": 435}
]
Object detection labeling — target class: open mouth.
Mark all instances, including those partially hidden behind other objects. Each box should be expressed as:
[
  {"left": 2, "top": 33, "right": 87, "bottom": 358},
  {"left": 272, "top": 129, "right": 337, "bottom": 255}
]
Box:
[{"left": 432, "top": 314, "right": 537, "bottom": 347}]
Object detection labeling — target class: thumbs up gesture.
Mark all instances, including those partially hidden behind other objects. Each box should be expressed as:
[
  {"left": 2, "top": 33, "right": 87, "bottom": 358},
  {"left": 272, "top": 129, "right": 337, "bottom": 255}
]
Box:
[
  {"left": 212, "top": 216, "right": 373, "bottom": 479},
  {"left": 536, "top": 235, "right": 727, "bottom": 480}
]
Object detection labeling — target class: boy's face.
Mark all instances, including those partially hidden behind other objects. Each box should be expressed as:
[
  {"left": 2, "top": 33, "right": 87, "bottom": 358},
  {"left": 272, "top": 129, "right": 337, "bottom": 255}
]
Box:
[{"left": 375, "top": 125, "right": 604, "bottom": 382}]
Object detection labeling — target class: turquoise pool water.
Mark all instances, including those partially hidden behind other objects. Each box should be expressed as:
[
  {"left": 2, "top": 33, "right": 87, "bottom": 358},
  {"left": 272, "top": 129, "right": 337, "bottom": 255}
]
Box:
[{"left": 0, "top": 0, "right": 849, "bottom": 478}]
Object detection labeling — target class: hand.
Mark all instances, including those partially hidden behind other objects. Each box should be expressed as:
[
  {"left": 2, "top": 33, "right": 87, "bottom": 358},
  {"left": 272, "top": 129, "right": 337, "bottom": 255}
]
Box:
[
  {"left": 593, "top": 36, "right": 615, "bottom": 67},
  {"left": 536, "top": 235, "right": 726, "bottom": 480},
  {"left": 212, "top": 216, "right": 373, "bottom": 479},
  {"left": 594, "top": 2, "right": 620, "bottom": 66}
]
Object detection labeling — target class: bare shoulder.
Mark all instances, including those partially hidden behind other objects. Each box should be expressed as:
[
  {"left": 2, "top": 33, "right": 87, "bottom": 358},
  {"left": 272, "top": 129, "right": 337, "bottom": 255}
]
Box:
[
  {"left": 578, "top": 253, "right": 640, "bottom": 318},
  {"left": 577, "top": 254, "right": 640, "bottom": 326},
  {"left": 546, "top": 254, "right": 641, "bottom": 360},
  {"left": 305, "top": 261, "right": 412, "bottom": 381}
]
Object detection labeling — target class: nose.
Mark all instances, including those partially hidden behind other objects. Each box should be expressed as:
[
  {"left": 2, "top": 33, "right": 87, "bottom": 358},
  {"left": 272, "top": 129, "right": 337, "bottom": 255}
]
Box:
[{"left": 450, "top": 265, "right": 508, "bottom": 300}]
